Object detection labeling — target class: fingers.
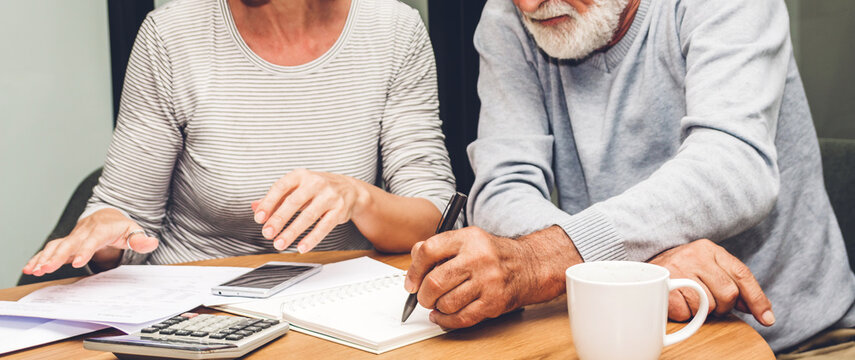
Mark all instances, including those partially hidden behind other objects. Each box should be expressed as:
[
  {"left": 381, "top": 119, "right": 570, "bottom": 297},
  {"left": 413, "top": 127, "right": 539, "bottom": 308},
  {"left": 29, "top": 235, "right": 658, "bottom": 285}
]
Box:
[
  {"left": 28, "top": 239, "right": 67, "bottom": 276},
  {"left": 22, "top": 250, "right": 48, "bottom": 276},
  {"left": 261, "top": 187, "right": 313, "bottom": 241},
  {"left": 293, "top": 208, "right": 342, "bottom": 253},
  {"left": 734, "top": 299, "right": 750, "bottom": 314},
  {"left": 71, "top": 237, "right": 103, "bottom": 268},
  {"left": 676, "top": 283, "right": 713, "bottom": 319},
  {"left": 254, "top": 171, "right": 301, "bottom": 225},
  {"left": 429, "top": 298, "right": 501, "bottom": 329},
  {"left": 22, "top": 252, "right": 41, "bottom": 274},
  {"left": 405, "top": 233, "right": 463, "bottom": 293},
  {"left": 668, "top": 290, "right": 693, "bottom": 322},
  {"left": 434, "top": 280, "right": 479, "bottom": 315},
  {"left": 417, "top": 257, "right": 471, "bottom": 310},
  {"left": 715, "top": 250, "right": 774, "bottom": 326},
  {"left": 128, "top": 234, "right": 160, "bottom": 253},
  {"left": 279, "top": 189, "right": 343, "bottom": 251},
  {"left": 22, "top": 214, "right": 158, "bottom": 276},
  {"left": 695, "top": 261, "right": 738, "bottom": 316}
]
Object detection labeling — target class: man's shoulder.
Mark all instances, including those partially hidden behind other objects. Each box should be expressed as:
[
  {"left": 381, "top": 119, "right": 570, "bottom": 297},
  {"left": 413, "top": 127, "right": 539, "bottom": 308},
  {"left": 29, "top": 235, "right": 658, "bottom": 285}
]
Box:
[
  {"left": 481, "top": 0, "right": 524, "bottom": 26},
  {"left": 663, "top": 0, "right": 788, "bottom": 28},
  {"left": 476, "top": 0, "right": 534, "bottom": 46}
]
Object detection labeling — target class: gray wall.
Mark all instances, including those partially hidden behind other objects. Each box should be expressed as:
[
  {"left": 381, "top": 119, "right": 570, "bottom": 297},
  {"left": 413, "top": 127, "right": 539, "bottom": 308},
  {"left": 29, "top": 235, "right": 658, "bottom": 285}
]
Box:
[
  {"left": 786, "top": 0, "right": 855, "bottom": 139},
  {"left": 0, "top": 1, "right": 114, "bottom": 288}
]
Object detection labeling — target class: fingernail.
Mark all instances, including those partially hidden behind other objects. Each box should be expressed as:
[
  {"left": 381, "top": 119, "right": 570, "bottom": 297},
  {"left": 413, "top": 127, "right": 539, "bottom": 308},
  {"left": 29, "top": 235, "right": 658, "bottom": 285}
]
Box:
[
  {"left": 73, "top": 256, "right": 83, "bottom": 266},
  {"left": 762, "top": 310, "right": 775, "bottom": 325},
  {"left": 33, "top": 264, "right": 42, "bottom": 273},
  {"left": 254, "top": 211, "right": 265, "bottom": 224},
  {"left": 297, "top": 244, "right": 307, "bottom": 254},
  {"left": 404, "top": 278, "right": 413, "bottom": 293},
  {"left": 262, "top": 227, "right": 273, "bottom": 239},
  {"left": 429, "top": 311, "right": 436, "bottom": 323},
  {"left": 274, "top": 238, "right": 285, "bottom": 250}
]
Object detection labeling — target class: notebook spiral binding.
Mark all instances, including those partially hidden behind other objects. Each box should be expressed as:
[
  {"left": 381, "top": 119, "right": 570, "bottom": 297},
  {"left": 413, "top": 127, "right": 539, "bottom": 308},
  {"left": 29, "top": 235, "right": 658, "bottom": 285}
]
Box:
[{"left": 279, "top": 274, "right": 405, "bottom": 313}]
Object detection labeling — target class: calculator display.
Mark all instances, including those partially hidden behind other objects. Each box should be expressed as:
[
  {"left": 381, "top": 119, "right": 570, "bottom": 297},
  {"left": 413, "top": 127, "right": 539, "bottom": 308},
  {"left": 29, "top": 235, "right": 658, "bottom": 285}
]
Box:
[{"left": 219, "top": 264, "right": 317, "bottom": 289}]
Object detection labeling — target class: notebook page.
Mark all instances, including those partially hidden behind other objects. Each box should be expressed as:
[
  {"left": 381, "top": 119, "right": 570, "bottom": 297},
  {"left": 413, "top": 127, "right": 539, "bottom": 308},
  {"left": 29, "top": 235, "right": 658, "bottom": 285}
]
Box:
[{"left": 281, "top": 274, "right": 445, "bottom": 353}]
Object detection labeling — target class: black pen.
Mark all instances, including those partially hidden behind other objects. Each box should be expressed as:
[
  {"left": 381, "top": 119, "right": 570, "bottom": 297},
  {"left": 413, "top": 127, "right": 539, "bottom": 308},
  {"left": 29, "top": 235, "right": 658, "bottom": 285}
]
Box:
[{"left": 401, "top": 192, "right": 468, "bottom": 324}]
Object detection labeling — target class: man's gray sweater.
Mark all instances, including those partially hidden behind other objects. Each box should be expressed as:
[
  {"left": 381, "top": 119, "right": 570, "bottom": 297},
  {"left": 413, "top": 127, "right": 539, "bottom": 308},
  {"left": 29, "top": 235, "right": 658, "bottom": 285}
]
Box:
[{"left": 467, "top": 0, "right": 855, "bottom": 351}]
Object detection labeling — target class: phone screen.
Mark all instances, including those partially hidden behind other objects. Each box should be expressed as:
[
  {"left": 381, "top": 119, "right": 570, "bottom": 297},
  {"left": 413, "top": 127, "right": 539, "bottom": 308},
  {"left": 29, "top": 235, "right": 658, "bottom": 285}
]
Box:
[{"left": 219, "top": 264, "right": 317, "bottom": 289}]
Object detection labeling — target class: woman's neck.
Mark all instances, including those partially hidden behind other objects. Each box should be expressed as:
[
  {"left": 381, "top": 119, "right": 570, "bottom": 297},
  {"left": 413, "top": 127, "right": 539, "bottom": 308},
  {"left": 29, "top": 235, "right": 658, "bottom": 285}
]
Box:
[{"left": 228, "top": 0, "right": 351, "bottom": 66}]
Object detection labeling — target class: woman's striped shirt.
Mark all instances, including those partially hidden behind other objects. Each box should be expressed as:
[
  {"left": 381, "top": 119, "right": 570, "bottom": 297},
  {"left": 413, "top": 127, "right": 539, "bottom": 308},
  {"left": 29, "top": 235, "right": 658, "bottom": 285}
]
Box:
[{"left": 82, "top": 0, "right": 456, "bottom": 265}]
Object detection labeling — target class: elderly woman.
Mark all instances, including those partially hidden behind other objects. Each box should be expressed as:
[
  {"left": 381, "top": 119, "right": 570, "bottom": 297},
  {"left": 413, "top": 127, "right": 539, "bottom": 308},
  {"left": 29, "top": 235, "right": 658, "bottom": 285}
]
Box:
[{"left": 23, "top": 0, "right": 455, "bottom": 276}]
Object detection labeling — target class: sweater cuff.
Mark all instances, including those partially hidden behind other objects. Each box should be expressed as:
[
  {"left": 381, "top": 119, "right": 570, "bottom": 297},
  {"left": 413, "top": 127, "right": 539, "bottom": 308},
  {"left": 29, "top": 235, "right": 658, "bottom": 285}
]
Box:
[
  {"left": 423, "top": 194, "right": 465, "bottom": 230},
  {"left": 556, "top": 208, "right": 627, "bottom": 262}
]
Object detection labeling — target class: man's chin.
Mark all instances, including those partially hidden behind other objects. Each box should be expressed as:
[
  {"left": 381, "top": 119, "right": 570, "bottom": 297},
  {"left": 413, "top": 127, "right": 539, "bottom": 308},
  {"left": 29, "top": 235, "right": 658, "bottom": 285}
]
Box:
[
  {"left": 524, "top": 23, "right": 596, "bottom": 60},
  {"left": 531, "top": 36, "right": 597, "bottom": 60}
]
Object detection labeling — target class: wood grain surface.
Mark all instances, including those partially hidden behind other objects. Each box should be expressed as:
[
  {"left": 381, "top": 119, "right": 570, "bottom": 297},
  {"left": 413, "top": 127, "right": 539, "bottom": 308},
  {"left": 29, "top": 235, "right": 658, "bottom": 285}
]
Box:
[{"left": 1, "top": 251, "right": 775, "bottom": 359}]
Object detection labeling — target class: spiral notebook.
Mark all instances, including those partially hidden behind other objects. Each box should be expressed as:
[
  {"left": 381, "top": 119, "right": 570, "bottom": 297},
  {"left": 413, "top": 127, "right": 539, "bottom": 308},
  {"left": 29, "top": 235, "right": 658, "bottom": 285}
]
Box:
[{"left": 218, "top": 273, "right": 446, "bottom": 354}]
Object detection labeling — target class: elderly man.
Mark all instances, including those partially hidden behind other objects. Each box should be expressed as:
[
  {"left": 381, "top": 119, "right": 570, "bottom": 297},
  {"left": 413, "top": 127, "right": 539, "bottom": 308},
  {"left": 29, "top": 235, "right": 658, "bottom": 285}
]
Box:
[{"left": 405, "top": 0, "right": 855, "bottom": 354}]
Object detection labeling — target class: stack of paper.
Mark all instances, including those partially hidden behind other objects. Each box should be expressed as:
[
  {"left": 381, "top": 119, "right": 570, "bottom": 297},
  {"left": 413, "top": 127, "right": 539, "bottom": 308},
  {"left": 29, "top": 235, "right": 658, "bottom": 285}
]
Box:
[
  {"left": 0, "top": 316, "right": 107, "bottom": 355},
  {"left": 0, "top": 265, "right": 251, "bottom": 354},
  {"left": 0, "top": 257, "right": 429, "bottom": 355}
]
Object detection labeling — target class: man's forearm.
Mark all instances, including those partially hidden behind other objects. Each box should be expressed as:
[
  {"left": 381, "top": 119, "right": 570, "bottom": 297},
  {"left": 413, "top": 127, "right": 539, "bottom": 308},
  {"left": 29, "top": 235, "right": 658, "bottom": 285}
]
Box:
[{"left": 516, "top": 225, "right": 583, "bottom": 305}]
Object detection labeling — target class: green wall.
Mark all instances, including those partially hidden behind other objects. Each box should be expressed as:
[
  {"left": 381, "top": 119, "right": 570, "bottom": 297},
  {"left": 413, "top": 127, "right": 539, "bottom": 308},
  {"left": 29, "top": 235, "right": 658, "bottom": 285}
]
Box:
[
  {"left": 0, "top": 1, "right": 114, "bottom": 288},
  {"left": 786, "top": 0, "right": 855, "bottom": 139}
]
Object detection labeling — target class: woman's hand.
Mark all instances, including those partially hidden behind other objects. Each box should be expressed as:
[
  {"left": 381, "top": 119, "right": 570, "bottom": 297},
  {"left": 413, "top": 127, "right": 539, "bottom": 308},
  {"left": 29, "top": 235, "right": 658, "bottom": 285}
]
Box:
[
  {"left": 21, "top": 208, "right": 159, "bottom": 276},
  {"left": 253, "top": 169, "right": 370, "bottom": 253}
]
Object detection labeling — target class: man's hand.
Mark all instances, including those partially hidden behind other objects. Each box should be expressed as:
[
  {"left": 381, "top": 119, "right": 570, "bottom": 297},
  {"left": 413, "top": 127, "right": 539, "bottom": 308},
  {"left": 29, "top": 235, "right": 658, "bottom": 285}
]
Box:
[
  {"left": 405, "top": 226, "right": 580, "bottom": 328},
  {"left": 649, "top": 239, "right": 775, "bottom": 326}
]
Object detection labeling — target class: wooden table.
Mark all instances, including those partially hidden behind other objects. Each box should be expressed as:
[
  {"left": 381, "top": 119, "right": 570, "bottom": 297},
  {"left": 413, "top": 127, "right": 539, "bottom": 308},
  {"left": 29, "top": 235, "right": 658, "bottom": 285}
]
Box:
[{"left": 1, "top": 250, "right": 775, "bottom": 359}]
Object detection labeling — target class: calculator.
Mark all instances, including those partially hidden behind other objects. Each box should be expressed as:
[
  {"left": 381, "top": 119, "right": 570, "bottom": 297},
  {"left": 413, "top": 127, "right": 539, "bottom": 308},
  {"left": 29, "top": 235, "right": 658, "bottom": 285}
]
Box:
[{"left": 84, "top": 312, "right": 289, "bottom": 359}]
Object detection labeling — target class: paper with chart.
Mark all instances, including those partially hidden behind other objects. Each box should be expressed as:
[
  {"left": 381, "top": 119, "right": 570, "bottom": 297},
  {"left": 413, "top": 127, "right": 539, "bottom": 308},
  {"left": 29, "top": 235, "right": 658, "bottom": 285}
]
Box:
[{"left": 0, "top": 265, "right": 251, "bottom": 324}]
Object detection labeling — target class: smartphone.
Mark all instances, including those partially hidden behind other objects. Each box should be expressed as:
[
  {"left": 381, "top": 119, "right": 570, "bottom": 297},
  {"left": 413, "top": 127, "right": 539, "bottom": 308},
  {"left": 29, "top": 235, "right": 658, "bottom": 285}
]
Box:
[{"left": 211, "top": 261, "right": 322, "bottom": 298}]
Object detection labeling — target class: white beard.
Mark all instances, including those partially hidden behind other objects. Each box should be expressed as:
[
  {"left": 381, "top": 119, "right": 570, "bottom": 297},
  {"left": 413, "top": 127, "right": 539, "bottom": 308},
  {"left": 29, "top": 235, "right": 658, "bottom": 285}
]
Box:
[{"left": 521, "top": 0, "right": 629, "bottom": 60}]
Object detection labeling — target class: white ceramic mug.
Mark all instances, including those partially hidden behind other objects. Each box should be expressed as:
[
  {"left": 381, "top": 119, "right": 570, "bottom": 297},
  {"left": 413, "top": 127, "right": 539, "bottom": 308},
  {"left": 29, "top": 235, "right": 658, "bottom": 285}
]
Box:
[{"left": 565, "top": 261, "right": 709, "bottom": 360}]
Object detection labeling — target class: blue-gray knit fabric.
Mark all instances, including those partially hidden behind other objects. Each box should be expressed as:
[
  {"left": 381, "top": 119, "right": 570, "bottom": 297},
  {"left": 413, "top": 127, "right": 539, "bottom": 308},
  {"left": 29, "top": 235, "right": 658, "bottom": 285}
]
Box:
[{"left": 468, "top": 0, "right": 855, "bottom": 351}]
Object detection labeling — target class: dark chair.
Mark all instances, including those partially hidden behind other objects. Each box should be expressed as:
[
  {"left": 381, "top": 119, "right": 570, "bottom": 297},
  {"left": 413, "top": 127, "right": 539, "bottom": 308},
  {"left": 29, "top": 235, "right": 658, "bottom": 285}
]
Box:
[
  {"left": 819, "top": 138, "right": 855, "bottom": 272},
  {"left": 17, "top": 168, "right": 102, "bottom": 286}
]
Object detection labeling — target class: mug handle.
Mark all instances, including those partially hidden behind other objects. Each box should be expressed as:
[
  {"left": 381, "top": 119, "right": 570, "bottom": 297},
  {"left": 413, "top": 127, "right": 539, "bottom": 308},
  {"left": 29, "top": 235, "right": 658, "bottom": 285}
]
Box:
[{"left": 663, "top": 279, "right": 709, "bottom": 346}]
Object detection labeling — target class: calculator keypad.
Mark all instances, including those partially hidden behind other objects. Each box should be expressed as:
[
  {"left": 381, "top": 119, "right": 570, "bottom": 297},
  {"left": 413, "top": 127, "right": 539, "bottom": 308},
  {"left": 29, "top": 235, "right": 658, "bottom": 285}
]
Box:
[{"left": 139, "top": 313, "right": 280, "bottom": 343}]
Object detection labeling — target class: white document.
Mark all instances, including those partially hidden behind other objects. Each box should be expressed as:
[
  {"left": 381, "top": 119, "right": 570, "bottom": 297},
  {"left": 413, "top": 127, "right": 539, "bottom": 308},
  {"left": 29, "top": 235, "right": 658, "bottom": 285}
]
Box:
[
  {"left": 0, "top": 316, "right": 107, "bottom": 355},
  {"left": 1, "top": 265, "right": 251, "bottom": 324},
  {"left": 205, "top": 256, "right": 403, "bottom": 307}
]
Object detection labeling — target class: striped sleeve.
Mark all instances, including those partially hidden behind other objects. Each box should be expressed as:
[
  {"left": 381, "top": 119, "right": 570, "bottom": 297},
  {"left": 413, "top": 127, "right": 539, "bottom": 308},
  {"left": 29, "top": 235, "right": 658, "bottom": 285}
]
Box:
[
  {"left": 379, "top": 11, "right": 457, "bottom": 218},
  {"left": 84, "top": 16, "right": 181, "bottom": 265}
]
